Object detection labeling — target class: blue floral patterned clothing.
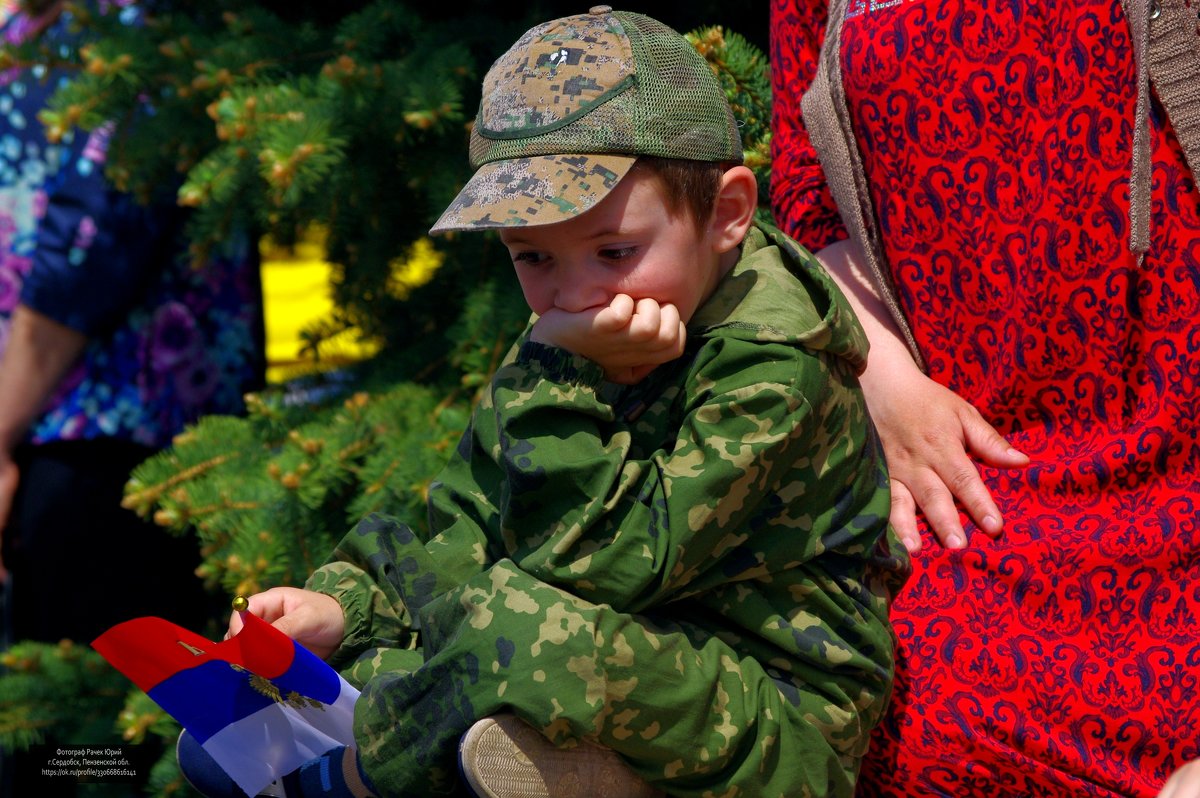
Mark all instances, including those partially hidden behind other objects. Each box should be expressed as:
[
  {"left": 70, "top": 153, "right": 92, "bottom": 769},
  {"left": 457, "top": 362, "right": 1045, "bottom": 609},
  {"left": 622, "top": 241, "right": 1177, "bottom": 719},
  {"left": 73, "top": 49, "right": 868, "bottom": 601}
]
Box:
[{"left": 0, "top": 4, "right": 263, "bottom": 448}]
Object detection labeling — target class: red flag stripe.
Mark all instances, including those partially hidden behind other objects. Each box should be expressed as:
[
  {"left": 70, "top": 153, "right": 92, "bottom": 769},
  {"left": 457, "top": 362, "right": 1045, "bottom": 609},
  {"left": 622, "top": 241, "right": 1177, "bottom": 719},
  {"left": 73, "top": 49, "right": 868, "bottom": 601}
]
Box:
[{"left": 92, "top": 612, "right": 295, "bottom": 692}]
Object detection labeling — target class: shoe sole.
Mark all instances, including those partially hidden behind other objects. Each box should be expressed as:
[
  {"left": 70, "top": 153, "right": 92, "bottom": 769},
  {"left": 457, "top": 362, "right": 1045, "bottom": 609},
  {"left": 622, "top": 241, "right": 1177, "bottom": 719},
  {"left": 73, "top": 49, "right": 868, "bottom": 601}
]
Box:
[{"left": 459, "top": 715, "right": 665, "bottom": 798}]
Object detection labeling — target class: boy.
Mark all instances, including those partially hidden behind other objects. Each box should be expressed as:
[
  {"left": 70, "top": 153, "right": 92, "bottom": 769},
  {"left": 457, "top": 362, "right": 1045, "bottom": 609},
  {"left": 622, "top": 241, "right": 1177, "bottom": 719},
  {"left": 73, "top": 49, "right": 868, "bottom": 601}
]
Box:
[{"left": 186, "top": 7, "right": 909, "bottom": 798}]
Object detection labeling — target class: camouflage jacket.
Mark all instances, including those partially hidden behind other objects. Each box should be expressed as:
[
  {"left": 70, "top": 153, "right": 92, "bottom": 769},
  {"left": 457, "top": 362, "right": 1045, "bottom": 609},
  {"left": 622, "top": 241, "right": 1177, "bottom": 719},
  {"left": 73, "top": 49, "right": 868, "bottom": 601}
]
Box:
[{"left": 308, "top": 224, "right": 910, "bottom": 797}]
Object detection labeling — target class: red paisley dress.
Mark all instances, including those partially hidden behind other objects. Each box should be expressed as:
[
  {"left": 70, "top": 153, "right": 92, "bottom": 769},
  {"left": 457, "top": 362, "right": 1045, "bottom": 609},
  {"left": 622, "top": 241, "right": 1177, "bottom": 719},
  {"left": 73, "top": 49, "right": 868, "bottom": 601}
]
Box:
[{"left": 771, "top": 1, "right": 1200, "bottom": 796}]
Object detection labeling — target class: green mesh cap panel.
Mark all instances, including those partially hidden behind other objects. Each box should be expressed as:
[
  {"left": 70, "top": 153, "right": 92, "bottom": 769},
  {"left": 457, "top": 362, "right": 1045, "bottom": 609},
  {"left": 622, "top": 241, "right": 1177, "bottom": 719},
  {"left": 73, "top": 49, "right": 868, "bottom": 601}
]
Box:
[{"left": 468, "top": 8, "right": 742, "bottom": 167}]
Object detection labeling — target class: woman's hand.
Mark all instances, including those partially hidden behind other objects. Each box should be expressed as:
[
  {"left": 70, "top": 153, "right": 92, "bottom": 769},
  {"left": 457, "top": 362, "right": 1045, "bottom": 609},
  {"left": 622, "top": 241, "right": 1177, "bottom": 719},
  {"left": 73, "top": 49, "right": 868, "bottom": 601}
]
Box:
[
  {"left": 0, "top": 306, "right": 90, "bottom": 583},
  {"left": 226, "top": 587, "right": 346, "bottom": 661},
  {"left": 1159, "top": 760, "right": 1200, "bottom": 798},
  {"left": 0, "top": 451, "right": 17, "bottom": 582},
  {"left": 814, "top": 239, "right": 1028, "bottom": 552},
  {"left": 860, "top": 359, "right": 1028, "bottom": 551}
]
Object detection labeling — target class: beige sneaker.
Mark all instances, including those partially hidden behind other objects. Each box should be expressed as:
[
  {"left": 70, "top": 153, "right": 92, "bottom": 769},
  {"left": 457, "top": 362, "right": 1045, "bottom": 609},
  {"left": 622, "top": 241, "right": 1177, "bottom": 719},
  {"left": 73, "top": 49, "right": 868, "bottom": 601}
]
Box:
[{"left": 458, "top": 715, "right": 666, "bottom": 798}]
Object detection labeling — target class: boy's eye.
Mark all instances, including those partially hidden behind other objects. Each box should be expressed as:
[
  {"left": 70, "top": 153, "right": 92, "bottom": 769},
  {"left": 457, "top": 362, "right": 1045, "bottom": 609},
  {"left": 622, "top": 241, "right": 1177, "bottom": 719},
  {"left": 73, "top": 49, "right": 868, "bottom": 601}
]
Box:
[
  {"left": 599, "top": 246, "right": 638, "bottom": 261},
  {"left": 511, "top": 251, "right": 549, "bottom": 267}
]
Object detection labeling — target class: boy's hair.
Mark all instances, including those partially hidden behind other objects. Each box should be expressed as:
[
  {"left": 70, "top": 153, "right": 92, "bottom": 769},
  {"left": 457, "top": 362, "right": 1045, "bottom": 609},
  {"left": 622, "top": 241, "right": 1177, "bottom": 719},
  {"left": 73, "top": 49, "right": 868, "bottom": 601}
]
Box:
[
  {"left": 430, "top": 7, "right": 742, "bottom": 235},
  {"left": 633, "top": 156, "right": 728, "bottom": 228}
]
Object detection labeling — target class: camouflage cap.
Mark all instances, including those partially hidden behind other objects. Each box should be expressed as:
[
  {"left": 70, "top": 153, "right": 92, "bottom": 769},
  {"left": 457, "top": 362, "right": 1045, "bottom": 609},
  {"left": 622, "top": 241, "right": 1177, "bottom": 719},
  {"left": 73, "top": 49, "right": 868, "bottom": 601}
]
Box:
[{"left": 430, "top": 6, "right": 742, "bottom": 234}]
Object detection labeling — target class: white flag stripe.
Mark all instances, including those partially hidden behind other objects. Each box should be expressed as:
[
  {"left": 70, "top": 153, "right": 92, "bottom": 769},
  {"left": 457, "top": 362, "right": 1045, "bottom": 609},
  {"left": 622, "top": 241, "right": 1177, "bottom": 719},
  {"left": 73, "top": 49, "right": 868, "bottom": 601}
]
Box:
[{"left": 200, "top": 677, "right": 360, "bottom": 796}]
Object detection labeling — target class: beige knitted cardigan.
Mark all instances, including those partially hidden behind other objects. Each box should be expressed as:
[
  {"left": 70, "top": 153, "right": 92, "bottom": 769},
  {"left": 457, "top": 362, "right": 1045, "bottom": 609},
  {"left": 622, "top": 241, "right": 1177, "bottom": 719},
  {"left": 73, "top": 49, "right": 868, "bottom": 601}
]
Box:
[{"left": 801, "top": 0, "right": 1200, "bottom": 368}]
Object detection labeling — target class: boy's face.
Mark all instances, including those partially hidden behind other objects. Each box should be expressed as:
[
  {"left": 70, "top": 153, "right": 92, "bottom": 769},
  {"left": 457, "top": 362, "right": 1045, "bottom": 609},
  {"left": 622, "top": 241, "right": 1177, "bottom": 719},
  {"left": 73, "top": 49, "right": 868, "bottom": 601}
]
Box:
[{"left": 499, "top": 169, "right": 725, "bottom": 325}]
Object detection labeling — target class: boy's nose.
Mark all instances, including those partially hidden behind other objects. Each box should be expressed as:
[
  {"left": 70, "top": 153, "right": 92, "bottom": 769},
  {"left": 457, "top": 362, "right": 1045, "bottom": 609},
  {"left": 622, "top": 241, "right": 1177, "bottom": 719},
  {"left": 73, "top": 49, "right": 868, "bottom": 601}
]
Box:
[
  {"left": 553, "top": 284, "right": 608, "bottom": 313},
  {"left": 551, "top": 267, "right": 607, "bottom": 313}
]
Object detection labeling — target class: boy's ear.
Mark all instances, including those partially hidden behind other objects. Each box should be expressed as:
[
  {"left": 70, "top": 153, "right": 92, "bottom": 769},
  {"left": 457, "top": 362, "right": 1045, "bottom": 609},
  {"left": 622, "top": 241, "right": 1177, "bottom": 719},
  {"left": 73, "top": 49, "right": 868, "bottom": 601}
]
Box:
[{"left": 708, "top": 165, "right": 758, "bottom": 254}]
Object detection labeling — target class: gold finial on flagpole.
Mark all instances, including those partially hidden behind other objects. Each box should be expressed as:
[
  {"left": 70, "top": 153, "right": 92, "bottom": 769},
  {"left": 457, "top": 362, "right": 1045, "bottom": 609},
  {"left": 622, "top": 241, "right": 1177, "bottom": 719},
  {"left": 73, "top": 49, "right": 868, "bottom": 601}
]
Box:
[{"left": 232, "top": 595, "right": 249, "bottom": 613}]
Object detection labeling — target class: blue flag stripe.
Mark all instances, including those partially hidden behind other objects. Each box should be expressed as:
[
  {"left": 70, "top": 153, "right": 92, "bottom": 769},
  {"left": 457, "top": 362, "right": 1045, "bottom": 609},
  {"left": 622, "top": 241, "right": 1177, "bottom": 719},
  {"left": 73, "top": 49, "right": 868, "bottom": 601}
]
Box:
[{"left": 147, "top": 643, "right": 343, "bottom": 744}]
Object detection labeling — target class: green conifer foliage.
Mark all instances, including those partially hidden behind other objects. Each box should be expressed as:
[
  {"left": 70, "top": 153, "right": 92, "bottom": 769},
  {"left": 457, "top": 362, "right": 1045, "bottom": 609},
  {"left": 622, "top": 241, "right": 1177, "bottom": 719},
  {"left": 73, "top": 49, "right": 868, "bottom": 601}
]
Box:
[
  {"left": 0, "top": 641, "right": 132, "bottom": 796},
  {"left": 35, "top": 0, "right": 512, "bottom": 351},
  {"left": 0, "top": 3, "right": 771, "bottom": 791}
]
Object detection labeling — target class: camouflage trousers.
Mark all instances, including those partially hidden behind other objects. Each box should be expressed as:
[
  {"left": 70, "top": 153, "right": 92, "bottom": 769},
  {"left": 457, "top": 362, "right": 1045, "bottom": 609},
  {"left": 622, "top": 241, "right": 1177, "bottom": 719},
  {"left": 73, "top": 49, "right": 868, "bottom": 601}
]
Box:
[{"left": 313, "top": 522, "right": 861, "bottom": 798}]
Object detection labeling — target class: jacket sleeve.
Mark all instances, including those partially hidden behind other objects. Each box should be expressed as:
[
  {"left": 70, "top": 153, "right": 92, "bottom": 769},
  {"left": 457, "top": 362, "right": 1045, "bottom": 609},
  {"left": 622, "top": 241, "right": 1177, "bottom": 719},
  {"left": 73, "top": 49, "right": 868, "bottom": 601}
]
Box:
[
  {"left": 304, "top": 335, "right": 834, "bottom": 654},
  {"left": 306, "top": 398, "right": 511, "bottom": 669},
  {"left": 308, "top": 322, "right": 880, "bottom": 659},
  {"left": 769, "top": 0, "right": 849, "bottom": 251},
  {"left": 477, "top": 334, "right": 862, "bottom": 613}
]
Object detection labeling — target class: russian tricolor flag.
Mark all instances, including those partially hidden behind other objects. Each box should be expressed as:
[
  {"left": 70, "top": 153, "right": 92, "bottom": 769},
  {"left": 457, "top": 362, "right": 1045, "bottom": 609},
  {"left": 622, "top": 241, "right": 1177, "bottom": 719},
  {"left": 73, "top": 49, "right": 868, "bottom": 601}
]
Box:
[{"left": 93, "top": 612, "right": 359, "bottom": 797}]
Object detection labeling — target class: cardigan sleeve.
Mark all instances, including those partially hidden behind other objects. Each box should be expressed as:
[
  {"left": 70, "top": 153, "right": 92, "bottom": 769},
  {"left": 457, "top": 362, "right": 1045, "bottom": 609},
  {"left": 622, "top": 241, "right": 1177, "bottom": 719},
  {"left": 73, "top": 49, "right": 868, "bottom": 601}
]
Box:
[
  {"left": 20, "top": 124, "right": 180, "bottom": 337},
  {"left": 769, "top": 0, "right": 850, "bottom": 251}
]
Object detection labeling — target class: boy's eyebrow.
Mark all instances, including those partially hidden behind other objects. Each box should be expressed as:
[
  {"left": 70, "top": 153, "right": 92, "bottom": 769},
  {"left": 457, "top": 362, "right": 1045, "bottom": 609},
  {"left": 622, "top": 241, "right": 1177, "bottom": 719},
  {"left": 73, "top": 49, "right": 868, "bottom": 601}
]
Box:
[
  {"left": 502, "top": 225, "right": 636, "bottom": 247},
  {"left": 584, "top": 226, "right": 635, "bottom": 240}
]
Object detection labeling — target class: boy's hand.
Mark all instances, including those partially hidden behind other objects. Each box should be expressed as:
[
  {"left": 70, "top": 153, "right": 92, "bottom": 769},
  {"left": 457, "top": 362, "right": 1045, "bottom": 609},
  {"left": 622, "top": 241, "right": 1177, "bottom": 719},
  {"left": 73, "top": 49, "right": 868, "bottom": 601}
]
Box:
[
  {"left": 532, "top": 294, "right": 686, "bottom": 384},
  {"left": 226, "top": 587, "right": 345, "bottom": 661}
]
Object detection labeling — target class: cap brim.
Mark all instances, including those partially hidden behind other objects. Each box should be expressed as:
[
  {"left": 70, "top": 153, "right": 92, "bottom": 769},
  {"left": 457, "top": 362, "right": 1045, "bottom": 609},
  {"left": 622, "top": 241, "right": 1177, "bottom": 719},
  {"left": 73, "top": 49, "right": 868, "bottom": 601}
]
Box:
[{"left": 429, "top": 153, "right": 637, "bottom": 234}]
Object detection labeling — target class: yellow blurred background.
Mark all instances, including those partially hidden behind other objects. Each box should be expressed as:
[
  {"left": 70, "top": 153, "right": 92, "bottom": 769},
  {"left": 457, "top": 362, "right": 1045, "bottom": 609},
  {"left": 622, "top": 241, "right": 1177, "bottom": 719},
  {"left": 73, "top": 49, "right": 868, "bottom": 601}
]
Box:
[{"left": 260, "top": 229, "right": 443, "bottom": 383}]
